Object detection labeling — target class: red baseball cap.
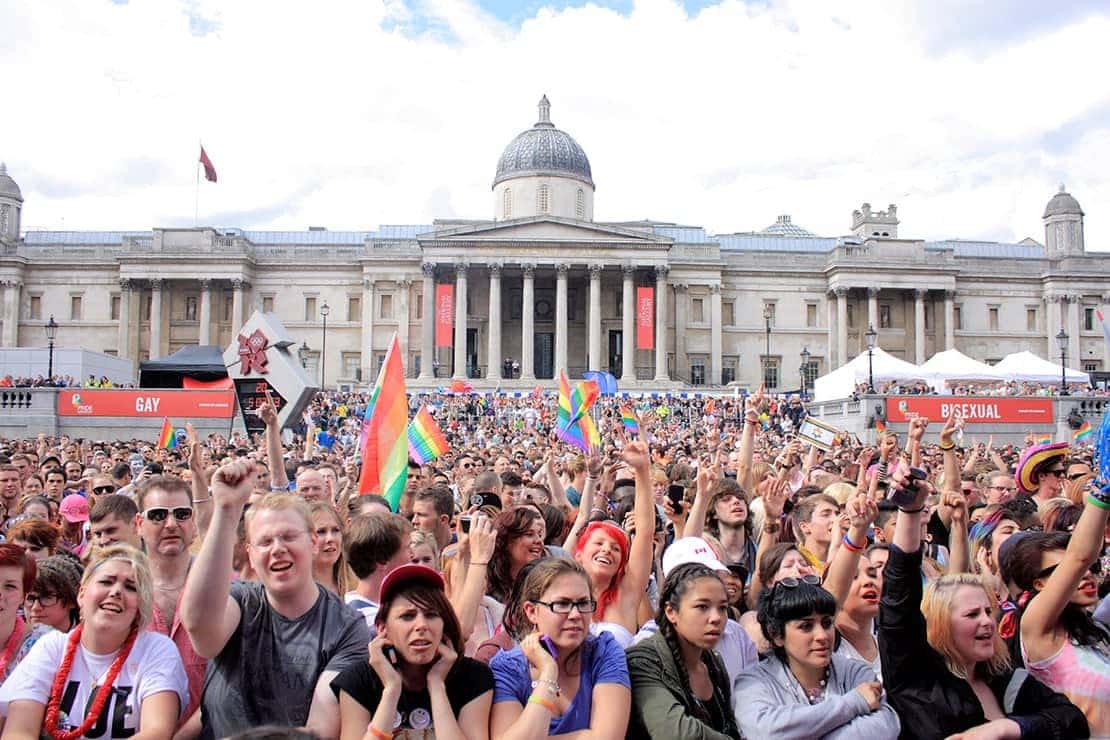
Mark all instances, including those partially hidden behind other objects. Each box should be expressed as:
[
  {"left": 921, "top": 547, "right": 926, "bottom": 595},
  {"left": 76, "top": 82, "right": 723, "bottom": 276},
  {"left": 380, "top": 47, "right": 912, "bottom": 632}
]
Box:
[
  {"left": 59, "top": 494, "right": 90, "bottom": 523},
  {"left": 379, "top": 564, "right": 445, "bottom": 604}
]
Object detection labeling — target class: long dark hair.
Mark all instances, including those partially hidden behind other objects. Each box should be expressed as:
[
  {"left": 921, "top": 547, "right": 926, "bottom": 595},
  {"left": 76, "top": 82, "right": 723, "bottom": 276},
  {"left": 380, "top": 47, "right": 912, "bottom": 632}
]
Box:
[
  {"left": 487, "top": 507, "right": 542, "bottom": 603},
  {"left": 375, "top": 582, "right": 464, "bottom": 678},
  {"left": 657, "top": 563, "right": 737, "bottom": 733}
]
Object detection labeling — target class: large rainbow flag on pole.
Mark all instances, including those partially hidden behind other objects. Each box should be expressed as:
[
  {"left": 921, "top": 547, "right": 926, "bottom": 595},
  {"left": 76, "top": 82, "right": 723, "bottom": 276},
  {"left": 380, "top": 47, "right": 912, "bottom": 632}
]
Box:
[
  {"left": 357, "top": 334, "right": 410, "bottom": 510},
  {"left": 408, "top": 405, "right": 449, "bottom": 464},
  {"left": 556, "top": 371, "right": 601, "bottom": 451}
]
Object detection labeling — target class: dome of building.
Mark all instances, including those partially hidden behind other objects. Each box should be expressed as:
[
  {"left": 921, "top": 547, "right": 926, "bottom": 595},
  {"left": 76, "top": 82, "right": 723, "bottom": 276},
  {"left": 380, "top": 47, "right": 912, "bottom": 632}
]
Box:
[
  {"left": 761, "top": 214, "right": 815, "bottom": 237},
  {"left": 1043, "top": 184, "right": 1082, "bottom": 218},
  {"left": 494, "top": 96, "right": 593, "bottom": 188},
  {"left": 0, "top": 163, "right": 22, "bottom": 202}
]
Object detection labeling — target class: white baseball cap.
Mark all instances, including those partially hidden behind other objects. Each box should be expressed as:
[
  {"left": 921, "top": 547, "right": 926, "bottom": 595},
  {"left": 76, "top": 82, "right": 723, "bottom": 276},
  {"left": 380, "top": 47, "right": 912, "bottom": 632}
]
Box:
[{"left": 662, "top": 537, "right": 728, "bottom": 578}]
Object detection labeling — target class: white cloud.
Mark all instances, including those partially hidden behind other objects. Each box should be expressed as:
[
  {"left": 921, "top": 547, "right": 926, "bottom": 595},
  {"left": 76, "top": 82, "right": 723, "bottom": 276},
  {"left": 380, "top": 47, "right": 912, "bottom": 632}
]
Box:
[{"left": 3, "top": 0, "right": 1110, "bottom": 250}]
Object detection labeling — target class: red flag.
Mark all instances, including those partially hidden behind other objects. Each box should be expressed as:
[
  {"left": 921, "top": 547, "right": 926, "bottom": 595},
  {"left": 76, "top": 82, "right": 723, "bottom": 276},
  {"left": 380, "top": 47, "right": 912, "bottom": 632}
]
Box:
[
  {"left": 435, "top": 284, "right": 454, "bottom": 347},
  {"left": 636, "top": 287, "right": 654, "bottom": 349},
  {"left": 199, "top": 146, "right": 218, "bottom": 183}
]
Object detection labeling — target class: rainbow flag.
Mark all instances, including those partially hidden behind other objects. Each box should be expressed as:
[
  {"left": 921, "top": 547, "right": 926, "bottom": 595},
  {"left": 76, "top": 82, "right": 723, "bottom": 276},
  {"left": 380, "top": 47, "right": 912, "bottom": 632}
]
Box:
[
  {"left": 357, "top": 335, "right": 410, "bottom": 510},
  {"left": 1037, "top": 433, "right": 1052, "bottom": 445},
  {"left": 619, "top": 404, "right": 640, "bottom": 436},
  {"left": 408, "top": 406, "right": 448, "bottom": 464},
  {"left": 556, "top": 371, "right": 600, "bottom": 451},
  {"left": 874, "top": 419, "right": 886, "bottom": 433},
  {"left": 449, "top": 379, "right": 473, "bottom": 394},
  {"left": 1073, "top": 421, "right": 1093, "bottom": 443},
  {"left": 158, "top": 417, "right": 177, "bottom": 449},
  {"left": 704, "top": 399, "right": 716, "bottom": 416}
]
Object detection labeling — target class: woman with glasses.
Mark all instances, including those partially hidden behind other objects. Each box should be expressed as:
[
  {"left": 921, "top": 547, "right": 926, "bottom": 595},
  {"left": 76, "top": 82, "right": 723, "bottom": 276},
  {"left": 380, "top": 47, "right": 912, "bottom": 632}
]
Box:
[
  {"left": 1014, "top": 442, "right": 1070, "bottom": 508},
  {"left": 996, "top": 491, "right": 1110, "bottom": 737},
  {"left": 489, "top": 557, "right": 630, "bottom": 738},
  {"left": 0, "top": 545, "right": 52, "bottom": 681},
  {"left": 627, "top": 562, "right": 741, "bottom": 739},
  {"left": 24, "top": 554, "right": 82, "bottom": 633},
  {"left": 734, "top": 576, "right": 899, "bottom": 739}
]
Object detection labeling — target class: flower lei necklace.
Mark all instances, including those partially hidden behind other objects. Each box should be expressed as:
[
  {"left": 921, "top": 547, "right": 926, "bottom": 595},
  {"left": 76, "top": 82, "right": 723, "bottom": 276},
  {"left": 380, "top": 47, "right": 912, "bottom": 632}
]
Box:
[
  {"left": 43, "top": 624, "right": 138, "bottom": 740},
  {"left": 0, "top": 617, "right": 25, "bottom": 677}
]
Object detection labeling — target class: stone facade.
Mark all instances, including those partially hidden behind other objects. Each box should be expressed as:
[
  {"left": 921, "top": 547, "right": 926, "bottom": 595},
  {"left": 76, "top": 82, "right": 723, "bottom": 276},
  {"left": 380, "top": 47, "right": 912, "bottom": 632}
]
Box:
[{"left": 2, "top": 100, "right": 1108, "bottom": 392}]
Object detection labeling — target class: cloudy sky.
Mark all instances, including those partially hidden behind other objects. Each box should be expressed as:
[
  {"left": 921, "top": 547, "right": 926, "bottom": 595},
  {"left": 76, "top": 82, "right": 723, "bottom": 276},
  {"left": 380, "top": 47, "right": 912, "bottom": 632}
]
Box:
[{"left": 3, "top": 0, "right": 1109, "bottom": 248}]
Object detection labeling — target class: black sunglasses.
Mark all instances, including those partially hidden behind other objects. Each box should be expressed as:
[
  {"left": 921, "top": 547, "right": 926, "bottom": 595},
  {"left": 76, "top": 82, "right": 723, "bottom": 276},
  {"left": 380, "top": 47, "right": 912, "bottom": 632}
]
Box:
[
  {"left": 142, "top": 506, "right": 193, "bottom": 523},
  {"left": 93, "top": 485, "right": 116, "bottom": 494}
]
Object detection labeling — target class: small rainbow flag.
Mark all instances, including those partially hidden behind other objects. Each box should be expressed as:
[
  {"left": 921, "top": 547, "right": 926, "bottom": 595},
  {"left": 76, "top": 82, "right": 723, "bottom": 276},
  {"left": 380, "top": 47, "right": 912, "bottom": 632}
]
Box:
[
  {"left": 1037, "top": 433, "right": 1053, "bottom": 445},
  {"left": 158, "top": 417, "right": 177, "bottom": 449},
  {"left": 620, "top": 404, "right": 640, "bottom": 436},
  {"left": 408, "top": 406, "right": 449, "bottom": 464},
  {"left": 358, "top": 334, "right": 410, "bottom": 510},
  {"left": 874, "top": 419, "right": 886, "bottom": 433},
  {"left": 1073, "top": 421, "right": 1093, "bottom": 443},
  {"left": 704, "top": 399, "right": 716, "bottom": 416}
]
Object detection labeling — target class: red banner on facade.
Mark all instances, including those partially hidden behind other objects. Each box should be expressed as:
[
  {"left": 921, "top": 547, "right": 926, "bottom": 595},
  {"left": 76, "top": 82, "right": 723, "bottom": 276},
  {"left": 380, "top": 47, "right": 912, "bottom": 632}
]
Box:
[
  {"left": 57, "top": 389, "right": 236, "bottom": 418},
  {"left": 435, "top": 284, "right": 454, "bottom": 347},
  {"left": 885, "top": 396, "right": 1054, "bottom": 425},
  {"left": 636, "top": 287, "right": 654, "bottom": 349}
]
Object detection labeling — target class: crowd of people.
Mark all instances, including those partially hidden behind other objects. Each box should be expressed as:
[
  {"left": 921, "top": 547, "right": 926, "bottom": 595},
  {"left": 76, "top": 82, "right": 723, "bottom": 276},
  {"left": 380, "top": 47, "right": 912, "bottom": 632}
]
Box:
[
  {"left": 0, "top": 383, "right": 1105, "bottom": 739},
  {"left": 0, "top": 374, "right": 121, "bottom": 388}
]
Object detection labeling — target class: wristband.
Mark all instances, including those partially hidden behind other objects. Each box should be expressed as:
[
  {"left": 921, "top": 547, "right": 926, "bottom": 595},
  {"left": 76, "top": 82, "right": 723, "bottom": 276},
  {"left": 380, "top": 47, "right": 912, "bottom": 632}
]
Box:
[
  {"left": 191, "top": 497, "right": 212, "bottom": 504},
  {"left": 841, "top": 534, "right": 865, "bottom": 552},
  {"left": 367, "top": 726, "right": 391, "bottom": 740},
  {"left": 528, "top": 695, "right": 559, "bottom": 714},
  {"left": 1086, "top": 493, "right": 1110, "bottom": 511},
  {"left": 937, "top": 441, "right": 956, "bottom": 451},
  {"left": 899, "top": 505, "right": 925, "bottom": 514},
  {"left": 531, "top": 677, "right": 560, "bottom": 695},
  {"left": 470, "top": 561, "right": 490, "bottom": 566}
]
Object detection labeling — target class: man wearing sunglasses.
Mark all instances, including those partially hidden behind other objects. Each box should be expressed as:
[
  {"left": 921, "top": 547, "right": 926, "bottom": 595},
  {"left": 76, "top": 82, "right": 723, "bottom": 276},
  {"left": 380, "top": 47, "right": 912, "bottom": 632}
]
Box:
[{"left": 137, "top": 475, "right": 206, "bottom": 735}]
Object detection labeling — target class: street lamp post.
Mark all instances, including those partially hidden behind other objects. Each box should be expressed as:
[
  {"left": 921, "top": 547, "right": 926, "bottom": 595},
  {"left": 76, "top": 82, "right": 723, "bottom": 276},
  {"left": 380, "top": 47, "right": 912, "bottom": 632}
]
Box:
[
  {"left": 44, "top": 315, "right": 58, "bottom": 382},
  {"left": 1056, "top": 328, "right": 1069, "bottom": 396},
  {"left": 865, "top": 324, "right": 877, "bottom": 393},
  {"left": 320, "top": 301, "right": 330, "bottom": 389},
  {"left": 763, "top": 304, "right": 773, "bottom": 388},
  {"left": 298, "top": 341, "right": 310, "bottom": 369},
  {"left": 800, "top": 346, "right": 811, "bottom": 400}
]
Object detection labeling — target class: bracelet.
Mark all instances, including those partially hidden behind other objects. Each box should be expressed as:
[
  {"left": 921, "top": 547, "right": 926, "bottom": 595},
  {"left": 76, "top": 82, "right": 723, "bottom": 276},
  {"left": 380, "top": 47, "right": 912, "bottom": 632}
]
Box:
[
  {"left": 531, "top": 677, "right": 561, "bottom": 695},
  {"left": 1086, "top": 493, "right": 1110, "bottom": 511},
  {"left": 899, "top": 505, "right": 925, "bottom": 514},
  {"left": 470, "top": 561, "right": 490, "bottom": 566},
  {"left": 841, "top": 534, "right": 865, "bottom": 552},
  {"left": 191, "top": 497, "right": 212, "bottom": 504},
  {"left": 763, "top": 522, "right": 781, "bottom": 534},
  {"left": 366, "top": 726, "right": 391, "bottom": 740},
  {"left": 528, "top": 695, "right": 559, "bottom": 714},
  {"left": 938, "top": 441, "right": 956, "bottom": 451}
]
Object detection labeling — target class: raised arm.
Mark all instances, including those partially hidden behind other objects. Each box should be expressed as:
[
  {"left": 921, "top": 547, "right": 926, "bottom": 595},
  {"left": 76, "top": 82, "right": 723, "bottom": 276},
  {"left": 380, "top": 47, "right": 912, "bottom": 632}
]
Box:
[
  {"left": 683, "top": 463, "right": 719, "bottom": 539},
  {"left": 260, "top": 390, "right": 289, "bottom": 490},
  {"left": 180, "top": 460, "right": 250, "bottom": 659},
  {"left": 736, "top": 385, "right": 764, "bottom": 492},
  {"left": 747, "top": 475, "right": 789, "bottom": 610},
  {"left": 823, "top": 494, "right": 877, "bottom": 607},
  {"left": 543, "top": 453, "right": 570, "bottom": 512},
  {"left": 449, "top": 515, "right": 496, "bottom": 641},
  {"left": 942, "top": 489, "right": 970, "bottom": 575},
  {"left": 563, "top": 446, "right": 603, "bottom": 553},
  {"left": 907, "top": 417, "right": 927, "bottom": 469},
  {"left": 617, "top": 440, "right": 656, "bottom": 616}
]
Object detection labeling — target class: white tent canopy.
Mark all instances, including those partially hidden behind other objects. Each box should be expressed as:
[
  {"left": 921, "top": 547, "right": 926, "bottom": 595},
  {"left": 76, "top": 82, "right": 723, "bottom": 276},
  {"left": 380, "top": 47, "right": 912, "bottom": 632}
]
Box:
[
  {"left": 993, "top": 351, "right": 1089, "bottom": 385},
  {"left": 813, "top": 347, "right": 928, "bottom": 401},
  {"left": 919, "top": 349, "right": 1008, "bottom": 389}
]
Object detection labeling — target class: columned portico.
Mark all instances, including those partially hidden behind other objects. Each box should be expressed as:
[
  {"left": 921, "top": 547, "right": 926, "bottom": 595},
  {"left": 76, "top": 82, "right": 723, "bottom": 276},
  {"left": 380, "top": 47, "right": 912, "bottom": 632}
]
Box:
[
  {"left": 231, "top": 278, "right": 246, "bottom": 333},
  {"left": 397, "top": 279, "right": 412, "bottom": 367},
  {"left": 198, "top": 278, "right": 213, "bottom": 345},
  {"left": 1, "top": 280, "right": 20, "bottom": 347},
  {"left": 117, "top": 279, "right": 132, "bottom": 357},
  {"left": 555, "top": 263, "right": 569, "bottom": 375},
  {"left": 419, "top": 263, "right": 435, "bottom": 380},
  {"left": 453, "top": 263, "right": 468, "bottom": 379},
  {"left": 835, "top": 287, "right": 848, "bottom": 366},
  {"left": 622, "top": 265, "right": 635, "bottom": 381},
  {"left": 363, "top": 277, "right": 376, "bottom": 378},
  {"left": 521, "top": 264, "right": 536, "bottom": 381},
  {"left": 914, "top": 289, "right": 926, "bottom": 364},
  {"left": 867, "top": 287, "right": 879, "bottom": 331},
  {"left": 710, "top": 283, "right": 722, "bottom": 385},
  {"left": 944, "top": 290, "right": 955, "bottom": 349},
  {"left": 674, "top": 283, "right": 688, "bottom": 381},
  {"left": 488, "top": 264, "right": 502, "bottom": 379},
  {"left": 149, "top": 278, "right": 164, "bottom": 359},
  {"left": 1066, "top": 294, "right": 1081, "bottom": 368},
  {"left": 587, "top": 264, "right": 601, "bottom": 371},
  {"left": 654, "top": 265, "right": 669, "bottom": 381}
]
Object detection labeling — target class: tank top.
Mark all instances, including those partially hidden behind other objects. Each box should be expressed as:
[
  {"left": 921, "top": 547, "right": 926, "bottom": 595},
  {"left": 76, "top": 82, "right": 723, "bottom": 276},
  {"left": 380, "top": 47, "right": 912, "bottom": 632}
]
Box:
[{"left": 1022, "top": 634, "right": 1110, "bottom": 738}]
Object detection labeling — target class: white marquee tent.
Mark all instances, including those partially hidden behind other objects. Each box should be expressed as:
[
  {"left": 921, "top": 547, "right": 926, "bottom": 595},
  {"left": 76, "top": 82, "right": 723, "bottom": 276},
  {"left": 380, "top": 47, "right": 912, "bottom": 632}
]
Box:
[
  {"left": 992, "top": 351, "right": 1089, "bottom": 385},
  {"left": 919, "top": 349, "right": 1008, "bottom": 390},
  {"left": 813, "top": 347, "right": 928, "bottom": 401}
]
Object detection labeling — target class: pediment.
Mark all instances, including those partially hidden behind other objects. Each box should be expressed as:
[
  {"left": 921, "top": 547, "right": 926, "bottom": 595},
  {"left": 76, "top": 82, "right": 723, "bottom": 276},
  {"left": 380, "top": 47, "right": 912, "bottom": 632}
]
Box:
[{"left": 420, "top": 216, "right": 670, "bottom": 246}]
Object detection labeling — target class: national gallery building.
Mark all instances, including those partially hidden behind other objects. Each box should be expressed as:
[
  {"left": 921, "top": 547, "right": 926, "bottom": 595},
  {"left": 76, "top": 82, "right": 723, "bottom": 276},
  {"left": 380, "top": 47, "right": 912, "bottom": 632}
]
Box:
[{"left": 2, "top": 97, "right": 1110, "bottom": 391}]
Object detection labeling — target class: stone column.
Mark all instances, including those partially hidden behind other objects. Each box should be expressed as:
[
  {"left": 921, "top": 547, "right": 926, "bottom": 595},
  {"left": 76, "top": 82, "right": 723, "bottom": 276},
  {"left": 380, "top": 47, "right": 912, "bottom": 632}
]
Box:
[
  {"left": 654, "top": 265, "right": 670, "bottom": 382},
  {"left": 826, "top": 291, "right": 836, "bottom": 367},
  {"left": 1045, "top": 294, "right": 1060, "bottom": 359},
  {"left": 944, "top": 290, "right": 955, "bottom": 349},
  {"left": 555, "top": 263, "right": 569, "bottom": 375},
  {"left": 1067, "top": 294, "right": 1081, "bottom": 368},
  {"left": 117, "top": 279, "right": 132, "bottom": 358},
  {"left": 487, "top": 264, "right": 502, "bottom": 380},
  {"left": 867, "top": 287, "right": 879, "bottom": 332},
  {"left": 418, "top": 263, "right": 435, "bottom": 380},
  {"left": 2, "top": 280, "right": 21, "bottom": 347},
  {"left": 397, "top": 279, "right": 412, "bottom": 375},
  {"left": 622, "top": 265, "right": 635, "bottom": 381},
  {"left": 231, "top": 278, "right": 246, "bottom": 333},
  {"left": 710, "top": 283, "right": 723, "bottom": 385},
  {"left": 521, "top": 264, "right": 536, "bottom": 381},
  {"left": 362, "top": 277, "right": 376, "bottom": 380},
  {"left": 453, "top": 262, "right": 468, "bottom": 379},
  {"left": 588, "top": 264, "right": 602, "bottom": 372},
  {"left": 914, "top": 289, "right": 926, "bottom": 364},
  {"left": 835, "top": 287, "right": 848, "bottom": 367},
  {"left": 673, "top": 283, "right": 688, "bottom": 382},
  {"left": 198, "top": 279, "right": 213, "bottom": 345},
  {"left": 149, "top": 279, "right": 164, "bottom": 360}
]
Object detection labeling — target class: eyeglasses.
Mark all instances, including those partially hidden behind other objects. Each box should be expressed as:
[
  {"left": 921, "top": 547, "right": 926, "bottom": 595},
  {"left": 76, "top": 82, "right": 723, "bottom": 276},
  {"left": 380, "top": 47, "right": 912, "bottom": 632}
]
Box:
[
  {"left": 1036, "top": 560, "right": 1101, "bottom": 579},
  {"left": 1067, "top": 473, "right": 1087, "bottom": 481},
  {"left": 1044, "top": 468, "right": 1066, "bottom": 477},
  {"left": 990, "top": 485, "right": 1018, "bottom": 491},
  {"left": 531, "top": 598, "right": 598, "bottom": 614},
  {"left": 775, "top": 575, "right": 822, "bottom": 589},
  {"left": 142, "top": 506, "right": 193, "bottom": 523},
  {"left": 25, "top": 593, "right": 59, "bottom": 607},
  {"left": 93, "top": 485, "right": 117, "bottom": 494}
]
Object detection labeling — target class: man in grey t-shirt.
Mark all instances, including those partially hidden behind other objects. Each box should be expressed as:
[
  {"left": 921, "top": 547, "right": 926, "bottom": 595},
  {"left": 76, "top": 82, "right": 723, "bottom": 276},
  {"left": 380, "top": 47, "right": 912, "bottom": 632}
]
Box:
[{"left": 182, "top": 459, "right": 369, "bottom": 739}]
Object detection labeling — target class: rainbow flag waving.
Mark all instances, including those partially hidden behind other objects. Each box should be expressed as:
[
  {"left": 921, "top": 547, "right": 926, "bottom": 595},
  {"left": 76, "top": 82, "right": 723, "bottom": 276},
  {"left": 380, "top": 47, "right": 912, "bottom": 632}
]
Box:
[
  {"left": 556, "top": 371, "right": 601, "bottom": 451},
  {"left": 408, "top": 406, "right": 449, "bottom": 464},
  {"left": 1037, "top": 433, "right": 1053, "bottom": 445},
  {"left": 619, "top": 404, "right": 640, "bottom": 436},
  {"left": 158, "top": 417, "right": 177, "bottom": 449},
  {"left": 357, "top": 334, "right": 410, "bottom": 510},
  {"left": 1074, "top": 421, "right": 1093, "bottom": 443},
  {"left": 874, "top": 419, "right": 886, "bottom": 433}
]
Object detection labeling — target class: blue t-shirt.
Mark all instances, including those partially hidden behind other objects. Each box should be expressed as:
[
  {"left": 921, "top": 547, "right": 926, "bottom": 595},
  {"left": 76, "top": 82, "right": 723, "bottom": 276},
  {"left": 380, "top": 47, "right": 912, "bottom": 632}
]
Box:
[
  {"left": 490, "top": 632, "right": 630, "bottom": 735},
  {"left": 316, "top": 430, "right": 336, "bottom": 450}
]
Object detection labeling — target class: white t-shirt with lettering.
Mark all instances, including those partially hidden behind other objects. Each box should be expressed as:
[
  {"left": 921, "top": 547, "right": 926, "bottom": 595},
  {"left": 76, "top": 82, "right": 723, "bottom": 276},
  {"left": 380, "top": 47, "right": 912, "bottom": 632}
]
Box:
[{"left": 0, "top": 628, "right": 188, "bottom": 738}]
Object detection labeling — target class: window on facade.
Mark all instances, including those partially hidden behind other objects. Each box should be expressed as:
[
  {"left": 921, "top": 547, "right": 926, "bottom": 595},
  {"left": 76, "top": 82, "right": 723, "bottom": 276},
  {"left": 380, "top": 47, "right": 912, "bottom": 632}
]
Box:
[
  {"left": 415, "top": 294, "right": 423, "bottom": 320},
  {"left": 615, "top": 291, "right": 623, "bottom": 318},
  {"left": 29, "top": 296, "right": 41, "bottom": 320},
  {"left": 1084, "top": 306, "right": 1095, "bottom": 331},
  {"left": 1027, "top": 308, "right": 1037, "bottom": 332},
  {"left": 537, "top": 184, "right": 550, "bottom": 215},
  {"left": 924, "top": 305, "right": 931, "bottom": 330},
  {"left": 262, "top": 295, "right": 274, "bottom": 313},
  {"left": 142, "top": 294, "right": 151, "bottom": 322},
  {"left": 692, "top": 298, "right": 704, "bottom": 323},
  {"left": 223, "top": 296, "right": 233, "bottom": 322},
  {"left": 806, "top": 303, "right": 817, "bottom": 328},
  {"left": 502, "top": 188, "right": 512, "bottom": 219},
  {"left": 380, "top": 294, "right": 394, "bottom": 320},
  {"left": 348, "top": 296, "right": 361, "bottom": 322},
  {"left": 847, "top": 304, "right": 855, "bottom": 329},
  {"left": 110, "top": 295, "right": 120, "bottom": 321},
  {"left": 185, "top": 296, "right": 198, "bottom": 321},
  {"left": 954, "top": 305, "right": 962, "bottom": 330},
  {"left": 879, "top": 304, "right": 892, "bottom": 329},
  {"left": 763, "top": 302, "right": 776, "bottom": 328},
  {"left": 762, "top": 357, "right": 780, "bottom": 389},
  {"left": 690, "top": 361, "right": 706, "bottom": 386},
  {"left": 576, "top": 189, "right": 585, "bottom": 219},
  {"left": 723, "top": 301, "right": 735, "bottom": 326},
  {"left": 1084, "top": 361, "right": 1101, "bottom": 373},
  {"left": 70, "top": 296, "right": 82, "bottom": 321},
  {"left": 803, "top": 359, "right": 820, "bottom": 388},
  {"left": 988, "top": 306, "right": 999, "bottom": 331},
  {"left": 722, "top": 360, "right": 737, "bottom": 385},
  {"left": 341, "top": 352, "right": 360, "bottom": 380},
  {"left": 305, "top": 296, "right": 317, "bottom": 322}
]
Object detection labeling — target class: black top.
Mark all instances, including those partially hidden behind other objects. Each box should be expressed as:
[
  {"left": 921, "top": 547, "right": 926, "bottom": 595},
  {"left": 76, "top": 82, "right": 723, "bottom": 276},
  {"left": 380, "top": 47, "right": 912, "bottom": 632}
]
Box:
[
  {"left": 878, "top": 544, "right": 1089, "bottom": 740},
  {"left": 331, "top": 656, "right": 493, "bottom": 733}
]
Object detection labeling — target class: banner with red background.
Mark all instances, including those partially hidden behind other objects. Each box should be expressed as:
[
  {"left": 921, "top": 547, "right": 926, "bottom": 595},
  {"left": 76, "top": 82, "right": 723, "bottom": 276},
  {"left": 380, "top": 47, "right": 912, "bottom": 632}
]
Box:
[
  {"left": 885, "top": 396, "right": 1054, "bottom": 424},
  {"left": 636, "top": 287, "right": 654, "bottom": 349},
  {"left": 435, "top": 284, "right": 454, "bottom": 347},
  {"left": 57, "top": 389, "right": 235, "bottom": 418}
]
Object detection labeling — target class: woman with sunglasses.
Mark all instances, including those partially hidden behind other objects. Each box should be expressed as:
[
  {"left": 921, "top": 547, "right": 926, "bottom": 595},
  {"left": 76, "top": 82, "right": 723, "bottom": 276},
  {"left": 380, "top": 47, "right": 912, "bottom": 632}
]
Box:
[
  {"left": 489, "top": 557, "right": 630, "bottom": 738},
  {"left": 24, "top": 555, "right": 82, "bottom": 633},
  {"left": 996, "top": 491, "right": 1110, "bottom": 737},
  {"left": 734, "top": 576, "right": 899, "bottom": 739}
]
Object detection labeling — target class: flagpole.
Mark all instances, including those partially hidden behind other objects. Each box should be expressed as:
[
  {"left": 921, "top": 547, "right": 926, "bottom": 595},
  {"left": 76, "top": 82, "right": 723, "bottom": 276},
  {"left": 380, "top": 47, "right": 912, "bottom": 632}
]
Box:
[{"left": 194, "top": 142, "right": 201, "bottom": 226}]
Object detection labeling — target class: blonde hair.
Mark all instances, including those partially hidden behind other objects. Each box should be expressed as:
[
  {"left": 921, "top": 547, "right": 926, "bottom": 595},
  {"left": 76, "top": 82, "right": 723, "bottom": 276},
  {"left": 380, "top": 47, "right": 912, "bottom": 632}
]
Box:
[
  {"left": 823, "top": 481, "right": 856, "bottom": 507},
  {"left": 921, "top": 573, "right": 1010, "bottom": 679},
  {"left": 82, "top": 544, "right": 153, "bottom": 631},
  {"left": 245, "top": 493, "right": 314, "bottom": 538},
  {"left": 409, "top": 529, "right": 441, "bottom": 566},
  {"left": 308, "top": 501, "right": 353, "bottom": 594}
]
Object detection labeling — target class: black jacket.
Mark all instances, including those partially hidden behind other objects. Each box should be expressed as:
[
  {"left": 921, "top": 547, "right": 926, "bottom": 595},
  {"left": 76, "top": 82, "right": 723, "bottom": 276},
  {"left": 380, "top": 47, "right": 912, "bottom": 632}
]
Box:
[{"left": 878, "top": 544, "right": 1089, "bottom": 740}]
